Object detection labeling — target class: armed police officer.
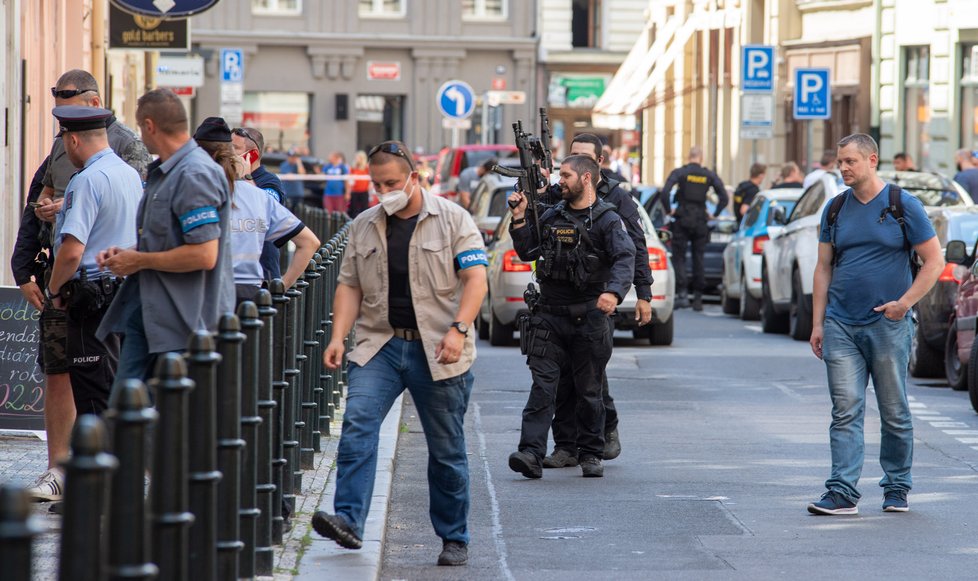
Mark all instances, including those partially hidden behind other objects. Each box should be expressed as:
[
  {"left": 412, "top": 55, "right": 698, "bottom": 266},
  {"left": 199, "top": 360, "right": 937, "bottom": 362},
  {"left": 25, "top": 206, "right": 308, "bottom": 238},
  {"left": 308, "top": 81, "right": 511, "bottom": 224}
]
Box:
[
  {"left": 663, "top": 146, "right": 727, "bottom": 311},
  {"left": 507, "top": 155, "right": 635, "bottom": 479}
]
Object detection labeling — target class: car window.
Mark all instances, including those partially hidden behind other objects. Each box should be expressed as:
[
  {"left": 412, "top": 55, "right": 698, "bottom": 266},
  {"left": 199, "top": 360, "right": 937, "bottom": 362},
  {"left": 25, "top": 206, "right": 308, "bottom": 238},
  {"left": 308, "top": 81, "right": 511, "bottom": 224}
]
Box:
[
  {"left": 878, "top": 171, "right": 974, "bottom": 207},
  {"left": 437, "top": 150, "right": 452, "bottom": 184},
  {"left": 461, "top": 149, "right": 518, "bottom": 174},
  {"left": 743, "top": 197, "right": 765, "bottom": 228},
  {"left": 789, "top": 182, "right": 826, "bottom": 222},
  {"left": 645, "top": 194, "right": 669, "bottom": 229},
  {"left": 488, "top": 186, "right": 515, "bottom": 218},
  {"left": 766, "top": 200, "right": 797, "bottom": 226},
  {"left": 469, "top": 181, "right": 490, "bottom": 216},
  {"left": 949, "top": 214, "right": 978, "bottom": 244}
]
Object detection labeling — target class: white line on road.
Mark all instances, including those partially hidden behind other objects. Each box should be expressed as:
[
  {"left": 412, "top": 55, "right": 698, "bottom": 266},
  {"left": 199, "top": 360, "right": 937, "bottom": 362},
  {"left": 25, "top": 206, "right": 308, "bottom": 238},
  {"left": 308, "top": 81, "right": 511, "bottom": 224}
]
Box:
[
  {"left": 943, "top": 430, "right": 978, "bottom": 435},
  {"left": 744, "top": 325, "right": 762, "bottom": 333},
  {"left": 472, "top": 402, "right": 515, "bottom": 581},
  {"left": 956, "top": 438, "right": 978, "bottom": 444}
]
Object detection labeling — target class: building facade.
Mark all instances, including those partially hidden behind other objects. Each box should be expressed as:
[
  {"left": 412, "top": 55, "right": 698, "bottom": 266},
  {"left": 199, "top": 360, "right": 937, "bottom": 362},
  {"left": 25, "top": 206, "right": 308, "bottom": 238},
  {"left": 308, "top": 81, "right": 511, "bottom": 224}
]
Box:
[{"left": 190, "top": 0, "right": 538, "bottom": 159}]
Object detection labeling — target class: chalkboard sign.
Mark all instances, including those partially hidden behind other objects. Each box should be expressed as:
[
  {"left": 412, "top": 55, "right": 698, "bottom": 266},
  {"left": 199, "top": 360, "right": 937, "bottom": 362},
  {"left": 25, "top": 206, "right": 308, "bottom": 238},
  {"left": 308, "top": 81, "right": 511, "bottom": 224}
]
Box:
[{"left": 0, "top": 286, "right": 45, "bottom": 431}]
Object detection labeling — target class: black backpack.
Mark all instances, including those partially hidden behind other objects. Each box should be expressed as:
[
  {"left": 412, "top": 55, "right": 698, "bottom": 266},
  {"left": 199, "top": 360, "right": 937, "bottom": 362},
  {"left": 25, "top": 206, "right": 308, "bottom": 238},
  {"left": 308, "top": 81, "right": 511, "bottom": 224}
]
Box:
[{"left": 826, "top": 185, "right": 918, "bottom": 276}]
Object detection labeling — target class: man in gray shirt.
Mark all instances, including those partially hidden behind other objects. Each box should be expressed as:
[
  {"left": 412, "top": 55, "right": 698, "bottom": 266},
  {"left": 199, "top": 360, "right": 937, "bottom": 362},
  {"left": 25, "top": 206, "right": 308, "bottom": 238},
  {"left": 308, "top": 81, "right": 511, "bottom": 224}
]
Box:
[{"left": 97, "top": 88, "right": 234, "bottom": 388}]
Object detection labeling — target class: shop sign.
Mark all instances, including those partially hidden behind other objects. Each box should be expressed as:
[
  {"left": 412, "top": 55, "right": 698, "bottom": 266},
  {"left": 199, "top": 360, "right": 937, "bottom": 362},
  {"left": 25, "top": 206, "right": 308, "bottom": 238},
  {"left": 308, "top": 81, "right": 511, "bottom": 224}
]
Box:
[
  {"left": 108, "top": 3, "right": 189, "bottom": 50},
  {"left": 110, "top": 0, "right": 219, "bottom": 18},
  {"left": 548, "top": 74, "right": 610, "bottom": 109},
  {"left": 156, "top": 56, "right": 204, "bottom": 87},
  {"left": 367, "top": 61, "right": 401, "bottom": 81}
]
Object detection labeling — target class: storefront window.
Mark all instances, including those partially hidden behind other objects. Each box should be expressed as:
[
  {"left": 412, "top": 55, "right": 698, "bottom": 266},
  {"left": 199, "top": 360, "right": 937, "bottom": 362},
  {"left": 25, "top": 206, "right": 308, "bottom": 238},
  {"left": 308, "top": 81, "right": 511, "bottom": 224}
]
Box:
[
  {"left": 252, "top": 0, "right": 301, "bottom": 15},
  {"left": 242, "top": 92, "right": 310, "bottom": 154},
  {"left": 359, "top": 0, "right": 405, "bottom": 18},
  {"left": 903, "top": 45, "right": 930, "bottom": 170},
  {"left": 960, "top": 44, "right": 978, "bottom": 150},
  {"left": 463, "top": 0, "right": 506, "bottom": 19}
]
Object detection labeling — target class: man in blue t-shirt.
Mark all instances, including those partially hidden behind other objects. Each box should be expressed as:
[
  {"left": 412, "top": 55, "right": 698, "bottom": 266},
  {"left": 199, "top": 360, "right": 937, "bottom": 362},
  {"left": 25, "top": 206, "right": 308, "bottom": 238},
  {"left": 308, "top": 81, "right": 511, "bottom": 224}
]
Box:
[
  {"left": 807, "top": 134, "right": 943, "bottom": 516},
  {"left": 322, "top": 152, "right": 350, "bottom": 213}
]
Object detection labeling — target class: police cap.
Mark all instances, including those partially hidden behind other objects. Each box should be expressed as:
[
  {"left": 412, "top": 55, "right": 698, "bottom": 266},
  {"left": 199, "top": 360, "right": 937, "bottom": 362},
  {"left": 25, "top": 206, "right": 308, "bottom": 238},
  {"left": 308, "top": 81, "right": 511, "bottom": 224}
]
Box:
[
  {"left": 193, "top": 116, "right": 232, "bottom": 142},
  {"left": 53, "top": 105, "right": 112, "bottom": 135}
]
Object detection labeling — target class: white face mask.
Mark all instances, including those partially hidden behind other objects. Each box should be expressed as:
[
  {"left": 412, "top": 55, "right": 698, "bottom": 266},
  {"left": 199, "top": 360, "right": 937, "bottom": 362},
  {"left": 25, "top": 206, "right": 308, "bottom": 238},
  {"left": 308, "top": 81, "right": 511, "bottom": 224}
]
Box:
[{"left": 378, "top": 179, "right": 418, "bottom": 215}]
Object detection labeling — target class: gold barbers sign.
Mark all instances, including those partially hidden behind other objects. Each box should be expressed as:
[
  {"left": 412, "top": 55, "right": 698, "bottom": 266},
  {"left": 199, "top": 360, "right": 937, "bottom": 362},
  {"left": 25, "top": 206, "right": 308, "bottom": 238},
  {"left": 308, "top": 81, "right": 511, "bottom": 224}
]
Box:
[{"left": 109, "top": 3, "right": 190, "bottom": 50}]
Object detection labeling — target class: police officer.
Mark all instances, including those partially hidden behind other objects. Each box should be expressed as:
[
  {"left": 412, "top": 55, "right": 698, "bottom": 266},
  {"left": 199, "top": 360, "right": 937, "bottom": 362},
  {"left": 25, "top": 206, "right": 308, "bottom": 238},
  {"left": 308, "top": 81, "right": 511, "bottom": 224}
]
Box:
[
  {"left": 507, "top": 155, "right": 635, "bottom": 479},
  {"left": 45, "top": 106, "right": 142, "bottom": 416},
  {"left": 663, "top": 146, "right": 728, "bottom": 311},
  {"left": 541, "top": 133, "right": 652, "bottom": 468}
]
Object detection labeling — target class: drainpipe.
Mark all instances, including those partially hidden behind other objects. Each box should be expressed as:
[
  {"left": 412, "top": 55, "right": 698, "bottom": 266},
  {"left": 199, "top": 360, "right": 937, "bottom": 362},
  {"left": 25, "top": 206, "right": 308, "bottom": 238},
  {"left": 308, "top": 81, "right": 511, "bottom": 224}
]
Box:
[
  {"left": 92, "top": 0, "right": 106, "bottom": 98},
  {"left": 870, "top": 0, "right": 882, "bottom": 143}
]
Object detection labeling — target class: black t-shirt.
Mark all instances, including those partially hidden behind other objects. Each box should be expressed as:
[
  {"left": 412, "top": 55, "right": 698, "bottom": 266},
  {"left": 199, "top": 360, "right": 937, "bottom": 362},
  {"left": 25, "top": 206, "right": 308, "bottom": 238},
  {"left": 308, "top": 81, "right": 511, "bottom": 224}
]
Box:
[
  {"left": 733, "top": 180, "right": 760, "bottom": 222},
  {"left": 387, "top": 214, "right": 420, "bottom": 329}
]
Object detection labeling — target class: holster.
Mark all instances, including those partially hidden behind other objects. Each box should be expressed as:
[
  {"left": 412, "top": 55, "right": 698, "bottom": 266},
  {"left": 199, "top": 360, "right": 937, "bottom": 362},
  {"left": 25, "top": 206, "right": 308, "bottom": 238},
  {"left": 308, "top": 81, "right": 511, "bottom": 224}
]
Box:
[
  {"left": 62, "top": 277, "right": 121, "bottom": 315},
  {"left": 520, "top": 316, "right": 552, "bottom": 358}
]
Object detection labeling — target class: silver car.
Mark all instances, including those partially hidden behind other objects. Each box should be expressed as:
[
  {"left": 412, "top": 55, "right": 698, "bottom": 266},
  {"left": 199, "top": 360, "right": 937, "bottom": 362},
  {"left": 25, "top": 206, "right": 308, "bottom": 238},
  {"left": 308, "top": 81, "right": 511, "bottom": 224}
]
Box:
[{"left": 478, "top": 204, "right": 676, "bottom": 346}]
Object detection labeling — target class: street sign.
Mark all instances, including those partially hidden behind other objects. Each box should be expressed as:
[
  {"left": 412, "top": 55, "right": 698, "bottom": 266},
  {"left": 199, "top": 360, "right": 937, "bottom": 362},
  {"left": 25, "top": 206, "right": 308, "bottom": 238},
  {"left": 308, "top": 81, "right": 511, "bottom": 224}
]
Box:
[
  {"left": 108, "top": 3, "right": 189, "bottom": 50},
  {"left": 486, "top": 90, "right": 526, "bottom": 107},
  {"left": 437, "top": 80, "right": 475, "bottom": 119},
  {"left": 742, "top": 45, "right": 775, "bottom": 92},
  {"left": 793, "top": 68, "right": 831, "bottom": 120},
  {"left": 110, "top": 0, "right": 219, "bottom": 18},
  {"left": 442, "top": 118, "right": 472, "bottom": 130},
  {"left": 367, "top": 61, "right": 401, "bottom": 81},
  {"left": 221, "top": 48, "right": 244, "bottom": 83},
  {"left": 740, "top": 93, "right": 774, "bottom": 140},
  {"left": 156, "top": 55, "right": 204, "bottom": 87}
]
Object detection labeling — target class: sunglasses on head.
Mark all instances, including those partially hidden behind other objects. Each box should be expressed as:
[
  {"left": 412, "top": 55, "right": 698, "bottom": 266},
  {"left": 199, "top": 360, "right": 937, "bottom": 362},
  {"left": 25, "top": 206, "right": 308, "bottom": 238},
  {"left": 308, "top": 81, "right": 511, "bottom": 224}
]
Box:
[
  {"left": 232, "top": 128, "right": 260, "bottom": 152},
  {"left": 51, "top": 87, "right": 96, "bottom": 99},
  {"left": 368, "top": 142, "right": 415, "bottom": 170}
]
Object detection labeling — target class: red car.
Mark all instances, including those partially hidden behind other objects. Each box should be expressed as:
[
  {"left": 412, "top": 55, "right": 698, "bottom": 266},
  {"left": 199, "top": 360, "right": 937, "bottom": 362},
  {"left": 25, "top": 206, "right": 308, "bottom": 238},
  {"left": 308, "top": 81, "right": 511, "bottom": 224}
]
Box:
[{"left": 431, "top": 144, "right": 518, "bottom": 203}]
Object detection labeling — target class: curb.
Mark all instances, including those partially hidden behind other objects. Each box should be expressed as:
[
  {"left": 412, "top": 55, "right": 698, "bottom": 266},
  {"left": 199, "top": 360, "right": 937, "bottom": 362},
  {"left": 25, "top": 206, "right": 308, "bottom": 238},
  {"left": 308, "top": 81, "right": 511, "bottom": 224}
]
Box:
[{"left": 293, "top": 394, "right": 403, "bottom": 580}]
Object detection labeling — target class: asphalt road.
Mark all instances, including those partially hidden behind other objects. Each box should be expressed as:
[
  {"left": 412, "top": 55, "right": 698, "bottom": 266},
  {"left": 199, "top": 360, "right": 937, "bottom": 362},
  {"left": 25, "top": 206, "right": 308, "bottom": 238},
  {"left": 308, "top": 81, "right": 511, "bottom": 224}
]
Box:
[{"left": 380, "top": 305, "right": 978, "bottom": 581}]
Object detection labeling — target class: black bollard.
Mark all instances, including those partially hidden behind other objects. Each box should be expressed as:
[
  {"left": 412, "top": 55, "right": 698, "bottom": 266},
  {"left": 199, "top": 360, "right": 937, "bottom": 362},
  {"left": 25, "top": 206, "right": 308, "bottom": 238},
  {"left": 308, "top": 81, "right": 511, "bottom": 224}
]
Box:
[
  {"left": 315, "top": 250, "right": 331, "bottom": 437},
  {"left": 237, "top": 301, "right": 262, "bottom": 579},
  {"left": 282, "top": 280, "right": 302, "bottom": 514},
  {"left": 300, "top": 258, "right": 320, "bottom": 469},
  {"left": 254, "top": 290, "right": 277, "bottom": 572},
  {"left": 269, "top": 280, "right": 289, "bottom": 543},
  {"left": 148, "top": 354, "right": 195, "bottom": 581},
  {"left": 59, "top": 415, "right": 118, "bottom": 581},
  {"left": 0, "top": 486, "right": 43, "bottom": 581},
  {"left": 312, "top": 252, "right": 327, "bottom": 450},
  {"left": 215, "top": 315, "right": 245, "bottom": 580},
  {"left": 105, "top": 379, "right": 159, "bottom": 581},
  {"left": 291, "top": 272, "right": 309, "bottom": 491},
  {"left": 185, "top": 332, "right": 221, "bottom": 581}
]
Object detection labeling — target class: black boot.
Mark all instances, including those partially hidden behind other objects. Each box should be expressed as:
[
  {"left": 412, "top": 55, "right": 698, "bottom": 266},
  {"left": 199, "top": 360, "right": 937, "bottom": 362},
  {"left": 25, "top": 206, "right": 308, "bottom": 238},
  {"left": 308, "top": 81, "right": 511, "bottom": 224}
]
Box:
[
  {"left": 692, "top": 292, "right": 703, "bottom": 312},
  {"left": 676, "top": 290, "right": 690, "bottom": 309}
]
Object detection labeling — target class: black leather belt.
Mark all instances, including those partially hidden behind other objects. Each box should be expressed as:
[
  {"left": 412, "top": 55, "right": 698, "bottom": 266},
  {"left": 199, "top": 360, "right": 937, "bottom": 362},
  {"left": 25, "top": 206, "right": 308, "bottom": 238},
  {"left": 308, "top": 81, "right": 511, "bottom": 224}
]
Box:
[
  {"left": 392, "top": 327, "right": 421, "bottom": 341},
  {"left": 536, "top": 302, "right": 592, "bottom": 316}
]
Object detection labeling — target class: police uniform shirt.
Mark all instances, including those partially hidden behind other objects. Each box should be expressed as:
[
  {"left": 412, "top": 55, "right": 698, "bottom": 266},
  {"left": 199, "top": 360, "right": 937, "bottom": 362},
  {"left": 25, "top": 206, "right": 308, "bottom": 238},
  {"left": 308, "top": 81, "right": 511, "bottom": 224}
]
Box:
[
  {"left": 231, "top": 180, "right": 304, "bottom": 286},
  {"left": 54, "top": 148, "right": 141, "bottom": 277},
  {"left": 43, "top": 117, "right": 150, "bottom": 196},
  {"left": 97, "top": 139, "right": 234, "bottom": 354}
]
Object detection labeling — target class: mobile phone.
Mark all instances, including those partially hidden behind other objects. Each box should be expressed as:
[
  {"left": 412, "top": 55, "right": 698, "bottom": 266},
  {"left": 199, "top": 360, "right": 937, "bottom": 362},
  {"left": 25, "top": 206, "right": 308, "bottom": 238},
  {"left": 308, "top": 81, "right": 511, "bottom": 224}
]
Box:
[{"left": 29, "top": 202, "right": 42, "bottom": 208}]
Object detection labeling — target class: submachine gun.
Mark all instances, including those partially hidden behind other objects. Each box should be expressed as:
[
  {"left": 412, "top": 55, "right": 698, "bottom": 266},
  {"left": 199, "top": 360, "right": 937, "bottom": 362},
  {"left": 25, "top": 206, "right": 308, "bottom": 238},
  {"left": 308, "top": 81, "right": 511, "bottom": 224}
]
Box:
[{"left": 494, "top": 107, "right": 554, "bottom": 245}]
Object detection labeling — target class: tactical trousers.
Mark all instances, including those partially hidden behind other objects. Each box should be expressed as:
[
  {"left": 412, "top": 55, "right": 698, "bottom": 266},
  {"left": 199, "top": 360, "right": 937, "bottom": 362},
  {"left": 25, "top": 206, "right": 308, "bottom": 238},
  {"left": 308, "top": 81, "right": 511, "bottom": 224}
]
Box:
[
  {"left": 551, "top": 316, "right": 618, "bottom": 456},
  {"left": 66, "top": 302, "right": 119, "bottom": 416},
  {"left": 518, "top": 307, "right": 612, "bottom": 460},
  {"left": 672, "top": 220, "right": 709, "bottom": 293}
]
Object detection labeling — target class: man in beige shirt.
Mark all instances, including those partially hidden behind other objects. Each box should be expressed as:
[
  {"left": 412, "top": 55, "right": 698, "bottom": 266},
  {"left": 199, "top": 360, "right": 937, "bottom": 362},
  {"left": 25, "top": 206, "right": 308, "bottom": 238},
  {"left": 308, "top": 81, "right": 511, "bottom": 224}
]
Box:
[{"left": 314, "top": 141, "right": 488, "bottom": 567}]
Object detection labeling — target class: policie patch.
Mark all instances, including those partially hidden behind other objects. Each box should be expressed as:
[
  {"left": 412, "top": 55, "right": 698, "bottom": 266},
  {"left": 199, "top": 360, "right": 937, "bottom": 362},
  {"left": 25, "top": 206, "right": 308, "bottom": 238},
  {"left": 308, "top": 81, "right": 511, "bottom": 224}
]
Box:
[
  {"left": 455, "top": 249, "right": 489, "bottom": 270},
  {"left": 552, "top": 226, "right": 579, "bottom": 245},
  {"left": 179, "top": 206, "right": 219, "bottom": 233}
]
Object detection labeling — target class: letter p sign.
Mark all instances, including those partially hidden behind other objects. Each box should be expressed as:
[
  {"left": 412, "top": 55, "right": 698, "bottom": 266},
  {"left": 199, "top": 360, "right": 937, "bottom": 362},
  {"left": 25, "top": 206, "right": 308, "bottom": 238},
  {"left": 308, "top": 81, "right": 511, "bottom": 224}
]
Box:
[
  {"left": 742, "top": 45, "right": 774, "bottom": 92},
  {"left": 793, "top": 68, "right": 831, "bottom": 120}
]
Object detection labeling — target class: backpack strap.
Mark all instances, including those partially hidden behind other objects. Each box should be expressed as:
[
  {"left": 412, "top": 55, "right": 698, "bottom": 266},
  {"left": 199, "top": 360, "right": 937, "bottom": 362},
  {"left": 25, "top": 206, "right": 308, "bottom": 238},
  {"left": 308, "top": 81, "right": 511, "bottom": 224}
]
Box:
[
  {"left": 886, "top": 185, "right": 911, "bottom": 252},
  {"left": 827, "top": 190, "right": 850, "bottom": 266}
]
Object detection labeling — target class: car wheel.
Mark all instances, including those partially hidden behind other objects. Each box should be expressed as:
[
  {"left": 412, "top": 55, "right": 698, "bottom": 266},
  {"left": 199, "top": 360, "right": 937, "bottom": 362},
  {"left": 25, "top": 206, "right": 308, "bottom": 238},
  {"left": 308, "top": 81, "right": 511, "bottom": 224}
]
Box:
[
  {"left": 649, "top": 314, "right": 674, "bottom": 346},
  {"left": 739, "top": 271, "right": 761, "bottom": 321},
  {"left": 760, "top": 266, "right": 789, "bottom": 334},
  {"left": 477, "top": 313, "right": 489, "bottom": 341},
  {"left": 489, "top": 309, "right": 515, "bottom": 346},
  {"left": 789, "top": 269, "right": 813, "bottom": 342},
  {"left": 968, "top": 336, "right": 978, "bottom": 413},
  {"left": 908, "top": 322, "right": 943, "bottom": 378},
  {"left": 945, "top": 327, "right": 968, "bottom": 390},
  {"left": 720, "top": 283, "right": 739, "bottom": 315}
]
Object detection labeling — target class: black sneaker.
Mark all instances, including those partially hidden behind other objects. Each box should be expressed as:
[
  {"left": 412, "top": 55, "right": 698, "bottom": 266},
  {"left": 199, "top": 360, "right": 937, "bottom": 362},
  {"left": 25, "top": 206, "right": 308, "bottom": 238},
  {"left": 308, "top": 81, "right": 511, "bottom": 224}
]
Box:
[
  {"left": 508, "top": 450, "right": 543, "bottom": 479},
  {"left": 542, "top": 448, "right": 579, "bottom": 468},
  {"left": 437, "top": 540, "right": 468, "bottom": 566},
  {"left": 807, "top": 490, "right": 858, "bottom": 515},
  {"left": 603, "top": 429, "right": 621, "bottom": 460},
  {"left": 580, "top": 455, "right": 604, "bottom": 478},
  {"left": 311, "top": 512, "right": 363, "bottom": 549},
  {"left": 676, "top": 292, "right": 690, "bottom": 309},
  {"left": 692, "top": 293, "right": 703, "bottom": 312},
  {"left": 882, "top": 489, "right": 909, "bottom": 512}
]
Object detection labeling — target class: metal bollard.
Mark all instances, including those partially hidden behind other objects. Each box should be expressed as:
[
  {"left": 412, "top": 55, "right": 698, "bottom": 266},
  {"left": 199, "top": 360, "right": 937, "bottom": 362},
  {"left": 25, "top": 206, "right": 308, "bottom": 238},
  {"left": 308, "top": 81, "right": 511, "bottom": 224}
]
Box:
[
  {"left": 0, "top": 486, "right": 43, "bottom": 581},
  {"left": 283, "top": 279, "right": 302, "bottom": 513},
  {"left": 149, "top": 354, "right": 195, "bottom": 581},
  {"left": 291, "top": 272, "right": 309, "bottom": 490},
  {"left": 59, "top": 415, "right": 118, "bottom": 581},
  {"left": 254, "top": 290, "right": 277, "bottom": 572},
  {"left": 315, "top": 250, "right": 331, "bottom": 437},
  {"left": 300, "top": 258, "right": 321, "bottom": 468},
  {"left": 237, "top": 301, "right": 262, "bottom": 579},
  {"left": 312, "top": 252, "right": 327, "bottom": 450},
  {"left": 215, "top": 314, "right": 245, "bottom": 580},
  {"left": 185, "top": 332, "right": 221, "bottom": 581},
  {"left": 105, "top": 379, "right": 159, "bottom": 581},
  {"left": 269, "top": 280, "right": 289, "bottom": 543}
]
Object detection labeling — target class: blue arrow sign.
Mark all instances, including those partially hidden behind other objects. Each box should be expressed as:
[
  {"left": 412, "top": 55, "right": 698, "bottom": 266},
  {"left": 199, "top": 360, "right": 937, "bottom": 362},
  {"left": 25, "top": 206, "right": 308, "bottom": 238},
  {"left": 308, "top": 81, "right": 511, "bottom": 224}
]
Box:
[
  {"left": 110, "top": 0, "right": 220, "bottom": 18},
  {"left": 793, "top": 68, "right": 831, "bottom": 120},
  {"left": 437, "top": 81, "right": 475, "bottom": 120},
  {"left": 742, "top": 45, "right": 774, "bottom": 92}
]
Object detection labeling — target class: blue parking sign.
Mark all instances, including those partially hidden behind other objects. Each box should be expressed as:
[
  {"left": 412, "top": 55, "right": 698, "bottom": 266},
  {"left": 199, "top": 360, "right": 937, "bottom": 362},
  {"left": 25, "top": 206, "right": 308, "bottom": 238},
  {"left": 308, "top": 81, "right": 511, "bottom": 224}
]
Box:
[
  {"left": 793, "top": 68, "right": 831, "bottom": 120},
  {"left": 742, "top": 45, "right": 774, "bottom": 92},
  {"left": 221, "top": 48, "right": 244, "bottom": 83}
]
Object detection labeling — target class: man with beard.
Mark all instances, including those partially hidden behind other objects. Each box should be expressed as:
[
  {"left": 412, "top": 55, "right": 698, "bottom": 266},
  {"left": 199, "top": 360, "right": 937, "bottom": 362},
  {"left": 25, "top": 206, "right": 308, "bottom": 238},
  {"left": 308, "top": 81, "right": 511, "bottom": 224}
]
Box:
[{"left": 507, "top": 154, "right": 634, "bottom": 479}]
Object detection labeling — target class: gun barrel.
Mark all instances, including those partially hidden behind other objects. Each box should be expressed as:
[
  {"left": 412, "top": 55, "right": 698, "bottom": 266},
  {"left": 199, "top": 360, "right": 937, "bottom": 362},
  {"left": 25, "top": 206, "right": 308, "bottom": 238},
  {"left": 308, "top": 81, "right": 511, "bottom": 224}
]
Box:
[{"left": 491, "top": 164, "right": 524, "bottom": 179}]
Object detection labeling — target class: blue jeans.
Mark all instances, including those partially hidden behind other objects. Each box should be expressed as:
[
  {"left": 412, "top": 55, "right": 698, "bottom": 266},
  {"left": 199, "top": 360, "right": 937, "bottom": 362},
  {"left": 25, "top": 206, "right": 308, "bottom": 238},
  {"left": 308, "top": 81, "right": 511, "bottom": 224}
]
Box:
[
  {"left": 822, "top": 316, "right": 914, "bottom": 502},
  {"left": 109, "top": 299, "right": 159, "bottom": 405},
  {"left": 333, "top": 337, "right": 474, "bottom": 543}
]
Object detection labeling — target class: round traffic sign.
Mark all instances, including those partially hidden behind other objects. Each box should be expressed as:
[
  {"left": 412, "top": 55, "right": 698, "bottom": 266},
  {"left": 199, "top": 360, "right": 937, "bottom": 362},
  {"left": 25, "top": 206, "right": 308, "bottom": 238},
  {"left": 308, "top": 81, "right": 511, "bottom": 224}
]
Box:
[{"left": 437, "top": 80, "right": 476, "bottom": 119}]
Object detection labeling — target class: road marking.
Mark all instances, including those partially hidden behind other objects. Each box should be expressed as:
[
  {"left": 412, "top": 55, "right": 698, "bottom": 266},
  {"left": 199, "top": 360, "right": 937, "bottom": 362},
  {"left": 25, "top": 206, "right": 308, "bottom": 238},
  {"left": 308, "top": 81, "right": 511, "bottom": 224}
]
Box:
[
  {"left": 956, "top": 438, "right": 978, "bottom": 444},
  {"left": 744, "top": 325, "right": 762, "bottom": 333},
  {"left": 912, "top": 409, "right": 940, "bottom": 415},
  {"left": 922, "top": 417, "right": 955, "bottom": 422},
  {"left": 932, "top": 422, "right": 971, "bottom": 428},
  {"left": 472, "top": 402, "right": 516, "bottom": 581},
  {"left": 943, "top": 430, "right": 978, "bottom": 435},
  {"left": 909, "top": 402, "right": 927, "bottom": 408}
]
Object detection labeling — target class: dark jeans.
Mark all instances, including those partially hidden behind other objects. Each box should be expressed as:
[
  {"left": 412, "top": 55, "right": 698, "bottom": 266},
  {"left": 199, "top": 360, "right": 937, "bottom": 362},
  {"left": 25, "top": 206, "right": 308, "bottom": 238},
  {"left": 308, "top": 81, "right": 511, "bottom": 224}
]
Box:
[
  {"left": 518, "top": 308, "right": 612, "bottom": 460},
  {"left": 672, "top": 220, "right": 709, "bottom": 293}
]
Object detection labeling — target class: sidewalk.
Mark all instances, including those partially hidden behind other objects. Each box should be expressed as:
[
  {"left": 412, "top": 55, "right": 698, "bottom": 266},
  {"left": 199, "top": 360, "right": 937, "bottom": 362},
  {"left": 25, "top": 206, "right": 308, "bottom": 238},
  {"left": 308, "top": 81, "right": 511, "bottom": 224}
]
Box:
[{"left": 0, "top": 394, "right": 404, "bottom": 580}]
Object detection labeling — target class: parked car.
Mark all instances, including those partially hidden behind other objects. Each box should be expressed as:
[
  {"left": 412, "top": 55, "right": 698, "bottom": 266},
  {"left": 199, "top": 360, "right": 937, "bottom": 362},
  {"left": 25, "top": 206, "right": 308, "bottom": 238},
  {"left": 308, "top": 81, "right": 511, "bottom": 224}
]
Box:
[
  {"left": 431, "top": 144, "right": 518, "bottom": 203},
  {"left": 945, "top": 240, "right": 978, "bottom": 408},
  {"left": 721, "top": 187, "right": 803, "bottom": 320},
  {"left": 478, "top": 204, "right": 676, "bottom": 346},
  {"left": 468, "top": 159, "right": 521, "bottom": 243}
]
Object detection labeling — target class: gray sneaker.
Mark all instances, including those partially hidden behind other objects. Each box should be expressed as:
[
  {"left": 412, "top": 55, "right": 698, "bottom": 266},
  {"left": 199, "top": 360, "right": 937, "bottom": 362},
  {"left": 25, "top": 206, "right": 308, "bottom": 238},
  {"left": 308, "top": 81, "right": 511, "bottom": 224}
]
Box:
[
  {"left": 603, "top": 429, "right": 621, "bottom": 460},
  {"left": 508, "top": 450, "right": 543, "bottom": 479},
  {"left": 437, "top": 540, "right": 468, "bottom": 566},
  {"left": 542, "top": 448, "right": 579, "bottom": 468},
  {"left": 26, "top": 469, "right": 64, "bottom": 502},
  {"left": 580, "top": 455, "right": 604, "bottom": 478}
]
